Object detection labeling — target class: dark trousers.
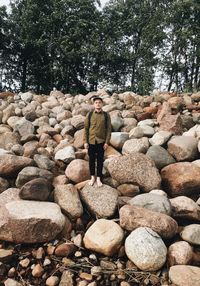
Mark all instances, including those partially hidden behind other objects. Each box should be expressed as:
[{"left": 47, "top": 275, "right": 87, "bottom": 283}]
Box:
[{"left": 88, "top": 143, "right": 104, "bottom": 178}]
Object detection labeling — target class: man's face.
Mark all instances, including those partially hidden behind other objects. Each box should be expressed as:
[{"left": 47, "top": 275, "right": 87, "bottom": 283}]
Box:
[{"left": 94, "top": 99, "right": 103, "bottom": 110}]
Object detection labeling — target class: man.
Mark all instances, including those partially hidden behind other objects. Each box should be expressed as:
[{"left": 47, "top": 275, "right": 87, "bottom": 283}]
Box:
[{"left": 84, "top": 97, "right": 112, "bottom": 187}]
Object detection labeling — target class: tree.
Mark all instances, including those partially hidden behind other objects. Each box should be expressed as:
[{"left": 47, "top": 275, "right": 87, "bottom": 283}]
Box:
[
  {"left": 7, "top": 0, "right": 101, "bottom": 93},
  {"left": 161, "top": 0, "right": 200, "bottom": 92}
]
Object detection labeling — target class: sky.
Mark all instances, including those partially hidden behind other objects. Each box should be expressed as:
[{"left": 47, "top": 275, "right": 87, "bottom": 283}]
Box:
[{"left": 0, "top": 0, "right": 109, "bottom": 8}]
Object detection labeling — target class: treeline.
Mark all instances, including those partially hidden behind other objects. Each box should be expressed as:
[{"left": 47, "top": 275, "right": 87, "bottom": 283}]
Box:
[{"left": 0, "top": 0, "right": 199, "bottom": 95}]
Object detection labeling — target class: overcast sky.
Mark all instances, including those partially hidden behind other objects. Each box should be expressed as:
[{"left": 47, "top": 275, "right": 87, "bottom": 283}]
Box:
[{"left": 0, "top": 0, "right": 108, "bottom": 8}]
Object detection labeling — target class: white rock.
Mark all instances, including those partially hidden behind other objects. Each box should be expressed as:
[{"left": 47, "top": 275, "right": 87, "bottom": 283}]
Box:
[
  {"left": 83, "top": 219, "right": 124, "bottom": 256},
  {"left": 55, "top": 146, "right": 75, "bottom": 164},
  {"left": 149, "top": 130, "right": 172, "bottom": 146},
  {"left": 125, "top": 227, "right": 167, "bottom": 271},
  {"left": 180, "top": 224, "right": 200, "bottom": 245},
  {"left": 20, "top": 92, "right": 33, "bottom": 103}
]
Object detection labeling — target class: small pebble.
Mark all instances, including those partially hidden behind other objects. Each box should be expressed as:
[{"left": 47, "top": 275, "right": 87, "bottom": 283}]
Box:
[
  {"left": 46, "top": 275, "right": 59, "bottom": 286},
  {"left": 32, "top": 264, "right": 44, "bottom": 277}
]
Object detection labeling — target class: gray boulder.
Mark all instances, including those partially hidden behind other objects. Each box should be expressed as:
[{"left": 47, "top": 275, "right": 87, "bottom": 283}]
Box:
[
  {"left": 146, "top": 145, "right": 175, "bottom": 169},
  {"left": 125, "top": 227, "right": 167, "bottom": 271}
]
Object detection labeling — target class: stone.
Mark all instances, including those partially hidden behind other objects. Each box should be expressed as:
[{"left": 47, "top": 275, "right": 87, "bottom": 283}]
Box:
[
  {"left": 169, "top": 265, "right": 200, "bottom": 286},
  {"left": 0, "top": 201, "right": 65, "bottom": 243},
  {"left": 11, "top": 144, "right": 24, "bottom": 156},
  {"left": 129, "top": 126, "right": 144, "bottom": 139},
  {"left": 161, "top": 162, "right": 200, "bottom": 197},
  {"left": 0, "top": 154, "right": 34, "bottom": 176},
  {"left": 107, "top": 153, "right": 161, "bottom": 192},
  {"left": 46, "top": 276, "right": 59, "bottom": 286},
  {"left": 110, "top": 114, "right": 124, "bottom": 131},
  {"left": 129, "top": 193, "right": 171, "bottom": 215},
  {"left": 79, "top": 184, "right": 118, "bottom": 218},
  {"left": 33, "top": 154, "right": 55, "bottom": 170},
  {"left": 170, "top": 196, "right": 200, "bottom": 221},
  {"left": 117, "top": 184, "right": 140, "bottom": 197},
  {"left": 146, "top": 145, "right": 175, "bottom": 169},
  {"left": 168, "top": 241, "right": 193, "bottom": 266},
  {"left": 32, "top": 263, "right": 44, "bottom": 277},
  {"left": 120, "top": 205, "right": 178, "bottom": 239},
  {"left": 122, "top": 137, "right": 149, "bottom": 154},
  {"left": 0, "top": 188, "right": 21, "bottom": 205},
  {"left": 70, "top": 115, "right": 85, "bottom": 129},
  {"left": 16, "top": 166, "right": 53, "bottom": 188},
  {"left": 110, "top": 132, "right": 129, "bottom": 149},
  {"left": 137, "top": 119, "right": 155, "bottom": 127},
  {"left": 54, "top": 184, "right": 83, "bottom": 219},
  {"left": 180, "top": 224, "right": 200, "bottom": 245},
  {"left": 167, "top": 136, "right": 198, "bottom": 161},
  {"left": 125, "top": 227, "right": 167, "bottom": 271},
  {"left": 157, "top": 102, "right": 182, "bottom": 134},
  {"left": 149, "top": 130, "right": 172, "bottom": 146},
  {"left": 23, "top": 140, "right": 39, "bottom": 157},
  {"left": 73, "top": 129, "right": 84, "bottom": 149},
  {"left": 14, "top": 117, "right": 35, "bottom": 136},
  {"left": 83, "top": 219, "right": 124, "bottom": 256},
  {"left": 168, "top": 96, "right": 184, "bottom": 110},
  {"left": 65, "top": 159, "right": 90, "bottom": 183},
  {"left": 4, "top": 279, "right": 22, "bottom": 286},
  {"left": 0, "top": 249, "right": 13, "bottom": 263},
  {"left": 55, "top": 146, "right": 75, "bottom": 164},
  {"left": 20, "top": 91, "right": 33, "bottom": 103},
  {"left": 59, "top": 270, "right": 73, "bottom": 286},
  {"left": 19, "top": 258, "right": 30, "bottom": 268},
  {"left": 0, "top": 177, "right": 9, "bottom": 193},
  {"left": 19, "top": 178, "right": 52, "bottom": 201},
  {"left": 139, "top": 124, "right": 155, "bottom": 137},
  {"left": 2, "top": 104, "right": 15, "bottom": 124},
  {"left": 55, "top": 242, "right": 77, "bottom": 257}
]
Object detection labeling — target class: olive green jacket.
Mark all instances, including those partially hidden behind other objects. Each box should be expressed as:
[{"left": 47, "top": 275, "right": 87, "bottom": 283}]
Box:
[{"left": 83, "top": 110, "right": 112, "bottom": 144}]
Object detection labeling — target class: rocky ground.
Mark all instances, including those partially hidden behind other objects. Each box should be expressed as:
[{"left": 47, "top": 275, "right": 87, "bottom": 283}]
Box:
[{"left": 0, "top": 89, "right": 200, "bottom": 286}]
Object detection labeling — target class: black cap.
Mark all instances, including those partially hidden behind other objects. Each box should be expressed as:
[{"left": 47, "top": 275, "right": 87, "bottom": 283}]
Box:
[{"left": 92, "top": 96, "right": 103, "bottom": 102}]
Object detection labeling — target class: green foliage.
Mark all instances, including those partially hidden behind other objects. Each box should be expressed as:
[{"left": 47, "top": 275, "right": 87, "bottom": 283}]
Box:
[{"left": 0, "top": 0, "right": 199, "bottom": 94}]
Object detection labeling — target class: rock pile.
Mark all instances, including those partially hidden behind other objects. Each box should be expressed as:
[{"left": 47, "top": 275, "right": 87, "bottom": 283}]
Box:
[{"left": 0, "top": 89, "right": 200, "bottom": 286}]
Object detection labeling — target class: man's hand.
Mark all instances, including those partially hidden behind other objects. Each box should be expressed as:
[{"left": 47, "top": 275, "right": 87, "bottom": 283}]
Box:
[
  {"left": 84, "top": 143, "right": 89, "bottom": 149},
  {"left": 104, "top": 143, "right": 108, "bottom": 150}
]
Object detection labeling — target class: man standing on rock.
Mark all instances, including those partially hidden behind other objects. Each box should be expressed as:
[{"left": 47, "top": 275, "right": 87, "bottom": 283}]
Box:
[{"left": 84, "top": 97, "right": 112, "bottom": 187}]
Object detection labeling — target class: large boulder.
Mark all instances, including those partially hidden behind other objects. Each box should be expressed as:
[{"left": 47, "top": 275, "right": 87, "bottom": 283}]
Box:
[
  {"left": 161, "top": 162, "right": 200, "bottom": 197},
  {"left": 83, "top": 219, "right": 124, "bottom": 256},
  {"left": 80, "top": 184, "right": 118, "bottom": 218},
  {"left": 0, "top": 188, "right": 21, "bottom": 205},
  {"left": 54, "top": 184, "right": 83, "bottom": 219},
  {"left": 16, "top": 167, "right": 53, "bottom": 188},
  {"left": 122, "top": 137, "right": 149, "bottom": 154},
  {"left": 170, "top": 196, "right": 200, "bottom": 221},
  {"left": 0, "top": 201, "right": 65, "bottom": 243},
  {"left": 55, "top": 146, "right": 75, "bottom": 164},
  {"left": 119, "top": 205, "right": 178, "bottom": 239},
  {"left": 107, "top": 153, "right": 161, "bottom": 192},
  {"left": 129, "top": 193, "right": 172, "bottom": 215},
  {"left": 169, "top": 265, "right": 200, "bottom": 286},
  {"left": 168, "top": 241, "right": 193, "bottom": 266},
  {"left": 0, "top": 154, "right": 34, "bottom": 177},
  {"left": 180, "top": 224, "right": 200, "bottom": 245},
  {"left": 146, "top": 145, "right": 175, "bottom": 169},
  {"left": 167, "top": 136, "right": 198, "bottom": 161},
  {"left": 14, "top": 118, "right": 35, "bottom": 136},
  {"left": 65, "top": 159, "right": 90, "bottom": 183},
  {"left": 0, "top": 132, "right": 20, "bottom": 150},
  {"left": 19, "top": 178, "right": 52, "bottom": 201},
  {"left": 125, "top": 227, "right": 167, "bottom": 271},
  {"left": 110, "top": 132, "right": 129, "bottom": 149},
  {"left": 149, "top": 130, "right": 172, "bottom": 146}
]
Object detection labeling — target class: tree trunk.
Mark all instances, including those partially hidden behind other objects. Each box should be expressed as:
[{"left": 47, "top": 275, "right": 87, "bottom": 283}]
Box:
[{"left": 21, "top": 58, "right": 27, "bottom": 92}]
